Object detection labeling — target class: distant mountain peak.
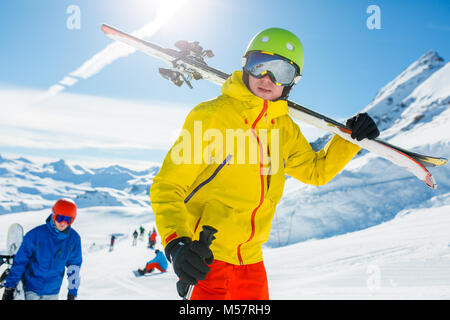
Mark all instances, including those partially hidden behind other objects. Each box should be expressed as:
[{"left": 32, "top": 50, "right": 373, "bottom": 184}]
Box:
[
  {"left": 310, "top": 50, "right": 447, "bottom": 150},
  {"left": 416, "top": 50, "right": 444, "bottom": 67},
  {"left": 361, "top": 50, "right": 446, "bottom": 132}
]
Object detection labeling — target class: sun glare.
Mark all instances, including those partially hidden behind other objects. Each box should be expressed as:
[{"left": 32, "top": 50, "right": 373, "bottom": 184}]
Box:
[{"left": 134, "top": 0, "right": 190, "bottom": 38}]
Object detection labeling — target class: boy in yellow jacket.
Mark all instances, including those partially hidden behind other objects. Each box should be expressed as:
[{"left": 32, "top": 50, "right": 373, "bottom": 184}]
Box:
[{"left": 150, "top": 28, "right": 379, "bottom": 299}]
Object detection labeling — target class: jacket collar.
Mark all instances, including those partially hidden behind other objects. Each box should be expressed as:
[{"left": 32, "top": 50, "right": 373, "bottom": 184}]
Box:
[
  {"left": 46, "top": 214, "right": 70, "bottom": 240},
  {"left": 221, "top": 70, "right": 289, "bottom": 120}
]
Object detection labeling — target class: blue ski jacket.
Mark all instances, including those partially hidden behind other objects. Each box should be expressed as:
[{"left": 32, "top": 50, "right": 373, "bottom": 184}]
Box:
[
  {"left": 147, "top": 251, "right": 168, "bottom": 270},
  {"left": 5, "top": 215, "right": 82, "bottom": 297}
]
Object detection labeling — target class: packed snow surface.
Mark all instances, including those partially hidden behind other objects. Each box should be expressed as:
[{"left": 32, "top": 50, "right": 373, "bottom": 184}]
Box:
[{"left": 0, "top": 202, "right": 449, "bottom": 299}]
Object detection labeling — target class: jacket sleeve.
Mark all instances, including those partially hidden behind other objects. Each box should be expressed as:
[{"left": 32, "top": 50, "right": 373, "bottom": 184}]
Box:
[
  {"left": 66, "top": 233, "right": 82, "bottom": 297},
  {"left": 150, "top": 104, "right": 217, "bottom": 248},
  {"left": 284, "top": 120, "right": 361, "bottom": 186},
  {"left": 4, "top": 231, "right": 35, "bottom": 289}
]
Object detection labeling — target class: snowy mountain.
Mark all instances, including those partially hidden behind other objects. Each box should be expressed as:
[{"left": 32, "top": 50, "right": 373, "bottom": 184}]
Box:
[
  {"left": 0, "top": 156, "right": 159, "bottom": 214},
  {"left": 362, "top": 50, "right": 446, "bottom": 132},
  {"left": 267, "top": 51, "right": 450, "bottom": 247}
]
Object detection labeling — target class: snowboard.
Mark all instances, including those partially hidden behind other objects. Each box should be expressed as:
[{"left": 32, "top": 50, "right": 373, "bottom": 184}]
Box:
[
  {"left": 7, "top": 223, "right": 24, "bottom": 256},
  {"left": 100, "top": 24, "right": 447, "bottom": 189},
  {"left": 132, "top": 270, "right": 164, "bottom": 277},
  {"left": 1, "top": 223, "right": 25, "bottom": 299}
]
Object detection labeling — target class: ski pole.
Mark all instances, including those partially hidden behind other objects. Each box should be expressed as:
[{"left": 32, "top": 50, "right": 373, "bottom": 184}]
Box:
[{"left": 176, "top": 225, "right": 217, "bottom": 300}]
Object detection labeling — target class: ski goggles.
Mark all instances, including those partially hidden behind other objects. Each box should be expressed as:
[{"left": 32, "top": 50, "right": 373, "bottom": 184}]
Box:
[
  {"left": 53, "top": 213, "right": 73, "bottom": 225},
  {"left": 243, "top": 51, "right": 301, "bottom": 86}
]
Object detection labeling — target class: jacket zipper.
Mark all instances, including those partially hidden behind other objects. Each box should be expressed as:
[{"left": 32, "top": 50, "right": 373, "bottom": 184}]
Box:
[
  {"left": 184, "top": 154, "right": 232, "bottom": 204},
  {"left": 236, "top": 100, "right": 268, "bottom": 265}
]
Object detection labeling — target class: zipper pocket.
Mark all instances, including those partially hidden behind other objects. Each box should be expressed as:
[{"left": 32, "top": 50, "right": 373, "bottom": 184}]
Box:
[{"left": 184, "top": 154, "right": 232, "bottom": 204}]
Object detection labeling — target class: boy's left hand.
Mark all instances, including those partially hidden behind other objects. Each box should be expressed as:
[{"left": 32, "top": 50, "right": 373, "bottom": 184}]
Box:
[{"left": 346, "top": 112, "right": 380, "bottom": 141}]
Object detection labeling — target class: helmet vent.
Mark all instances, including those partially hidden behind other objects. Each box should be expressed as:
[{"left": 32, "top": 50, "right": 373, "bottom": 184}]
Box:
[
  {"left": 261, "top": 36, "right": 269, "bottom": 43},
  {"left": 286, "top": 43, "right": 294, "bottom": 51}
]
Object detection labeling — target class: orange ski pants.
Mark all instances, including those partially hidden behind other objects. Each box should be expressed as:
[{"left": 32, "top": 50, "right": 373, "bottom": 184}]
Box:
[{"left": 190, "top": 260, "right": 269, "bottom": 300}]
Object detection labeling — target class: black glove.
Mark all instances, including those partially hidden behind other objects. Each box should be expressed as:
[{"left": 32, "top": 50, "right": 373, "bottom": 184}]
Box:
[
  {"left": 67, "top": 293, "right": 76, "bottom": 300},
  {"left": 346, "top": 112, "right": 380, "bottom": 141},
  {"left": 166, "top": 237, "right": 213, "bottom": 286},
  {"left": 2, "top": 287, "right": 15, "bottom": 300}
]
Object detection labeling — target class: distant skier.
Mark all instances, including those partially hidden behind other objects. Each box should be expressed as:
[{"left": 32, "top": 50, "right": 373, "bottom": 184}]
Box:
[
  {"left": 132, "top": 230, "right": 138, "bottom": 246},
  {"left": 150, "top": 27, "right": 380, "bottom": 299},
  {"left": 109, "top": 235, "right": 116, "bottom": 252},
  {"left": 2, "top": 198, "right": 82, "bottom": 300},
  {"left": 139, "top": 226, "right": 145, "bottom": 241},
  {"left": 148, "top": 228, "right": 157, "bottom": 249},
  {"left": 137, "top": 250, "right": 168, "bottom": 275}
]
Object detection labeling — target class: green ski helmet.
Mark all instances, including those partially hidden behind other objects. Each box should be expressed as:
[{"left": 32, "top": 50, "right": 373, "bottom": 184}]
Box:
[
  {"left": 243, "top": 27, "right": 304, "bottom": 76},
  {"left": 242, "top": 28, "right": 304, "bottom": 100}
]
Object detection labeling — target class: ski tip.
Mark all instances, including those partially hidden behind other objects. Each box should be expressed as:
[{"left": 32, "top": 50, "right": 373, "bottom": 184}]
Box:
[
  {"left": 101, "top": 24, "right": 117, "bottom": 35},
  {"left": 425, "top": 173, "right": 438, "bottom": 190},
  {"left": 420, "top": 156, "right": 448, "bottom": 167}
]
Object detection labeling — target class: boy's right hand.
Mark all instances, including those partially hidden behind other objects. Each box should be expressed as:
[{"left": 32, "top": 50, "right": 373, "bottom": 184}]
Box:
[{"left": 167, "top": 238, "right": 213, "bottom": 286}]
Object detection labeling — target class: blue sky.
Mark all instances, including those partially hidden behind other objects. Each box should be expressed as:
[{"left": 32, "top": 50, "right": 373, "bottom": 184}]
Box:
[{"left": 0, "top": 0, "right": 449, "bottom": 167}]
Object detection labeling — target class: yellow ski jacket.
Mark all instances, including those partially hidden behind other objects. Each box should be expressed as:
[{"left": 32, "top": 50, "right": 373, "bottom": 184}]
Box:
[{"left": 150, "top": 71, "right": 360, "bottom": 265}]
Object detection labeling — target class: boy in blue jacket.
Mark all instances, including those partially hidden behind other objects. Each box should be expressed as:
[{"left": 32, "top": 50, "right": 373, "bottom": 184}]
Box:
[
  {"left": 138, "top": 249, "right": 168, "bottom": 275},
  {"left": 2, "top": 198, "right": 82, "bottom": 300}
]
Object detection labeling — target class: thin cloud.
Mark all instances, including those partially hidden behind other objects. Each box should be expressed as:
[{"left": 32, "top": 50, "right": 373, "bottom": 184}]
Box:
[
  {"left": 1, "top": 88, "right": 190, "bottom": 152},
  {"left": 35, "top": 0, "right": 188, "bottom": 102}
]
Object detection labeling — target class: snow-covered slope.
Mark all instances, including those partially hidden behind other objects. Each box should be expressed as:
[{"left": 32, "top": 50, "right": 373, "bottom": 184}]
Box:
[{"left": 1, "top": 197, "right": 448, "bottom": 299}]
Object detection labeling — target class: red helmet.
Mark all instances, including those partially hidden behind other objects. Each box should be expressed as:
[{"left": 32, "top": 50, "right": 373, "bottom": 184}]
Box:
[{"left": 52, "top": 198, "right": 77, "bottom": 225}]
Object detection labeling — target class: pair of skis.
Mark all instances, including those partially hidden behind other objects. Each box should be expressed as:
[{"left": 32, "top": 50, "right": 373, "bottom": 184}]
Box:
[{"left": 100, "top": 24, "right": 447, "bottom": 189}]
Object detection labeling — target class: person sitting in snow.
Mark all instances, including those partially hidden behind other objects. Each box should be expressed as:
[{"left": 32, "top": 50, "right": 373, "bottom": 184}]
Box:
[
  {"left": 2, "top": 198, "right": 82, "bottom": 300},
  {"left": 137, "top": 250, "right": 168, "bottom": 275}
]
